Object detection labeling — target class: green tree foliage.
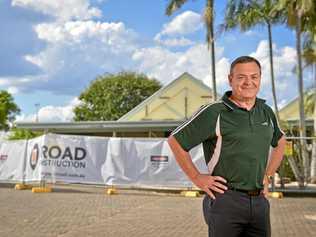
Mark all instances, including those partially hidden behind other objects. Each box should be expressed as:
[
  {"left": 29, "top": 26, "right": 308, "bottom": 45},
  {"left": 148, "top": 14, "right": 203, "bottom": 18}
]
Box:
[
  {"left": 276, "top": 0, "right": 316, "bottom": 66},
  {"left": 8, "top": 128, "right": 43, "bottom": 140},
  {"left": 304, "top": 88, "right": 315, "bottom": 116},
  {"left": 0, "top": 90, "right": 20, "bottom": 130},
  {"left": 74, "top": 72, "right": 162, "bottom": 121},
  {"left": 303, "top": 34, "right": 316, "bottom": 67}
]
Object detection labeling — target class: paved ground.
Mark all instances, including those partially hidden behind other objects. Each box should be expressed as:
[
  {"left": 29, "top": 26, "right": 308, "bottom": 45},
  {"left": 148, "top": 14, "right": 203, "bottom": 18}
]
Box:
[{"left": 0, "top": 184, "right": 315, "bottom": 237}]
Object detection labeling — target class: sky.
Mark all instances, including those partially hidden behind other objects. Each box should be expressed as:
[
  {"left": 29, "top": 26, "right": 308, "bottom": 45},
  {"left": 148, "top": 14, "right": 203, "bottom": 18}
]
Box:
[{"left": 0, "top": 0, "right": 314, "bottom": 123}]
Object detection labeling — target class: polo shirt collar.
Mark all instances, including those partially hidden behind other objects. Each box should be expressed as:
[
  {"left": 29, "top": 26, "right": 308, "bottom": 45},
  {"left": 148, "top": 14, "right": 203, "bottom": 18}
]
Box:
[{"left": 221, "top": 91, "right": 266, "bottom": 111}]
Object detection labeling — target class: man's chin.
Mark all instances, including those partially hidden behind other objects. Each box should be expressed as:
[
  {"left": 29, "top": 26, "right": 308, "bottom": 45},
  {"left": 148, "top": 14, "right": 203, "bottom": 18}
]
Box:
[
  {"left": 240, "top": 90, "right": 257, "bottom": 98},
  {"left": 241, "top": 94, "right": 257, "bottom": 100}
]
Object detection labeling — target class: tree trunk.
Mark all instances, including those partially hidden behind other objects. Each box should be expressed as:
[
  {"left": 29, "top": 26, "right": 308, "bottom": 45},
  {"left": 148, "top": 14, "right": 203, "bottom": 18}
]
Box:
[
  {"left": 210, "top": 0, "right": 217, "bottom": 101},
  {"left": 311, "top": 131, "right": 316, "bottom": 183},
  {"left": 267, "top": 22, "right": 280, "bottom": 122},
  {"left": 287, "top": 155, "right": 305, "bottom": 187},
  {"left": 296, "top": 11, "right": 309, "bottom": 184},
  {"left": 310, "top": 66, "right": 316, "bottom": 183}
]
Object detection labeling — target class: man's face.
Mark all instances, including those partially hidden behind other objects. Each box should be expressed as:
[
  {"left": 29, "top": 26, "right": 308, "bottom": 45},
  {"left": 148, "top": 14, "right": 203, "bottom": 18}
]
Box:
[{"left": 228, "top": 62, "right": 261, "bottom": 100}]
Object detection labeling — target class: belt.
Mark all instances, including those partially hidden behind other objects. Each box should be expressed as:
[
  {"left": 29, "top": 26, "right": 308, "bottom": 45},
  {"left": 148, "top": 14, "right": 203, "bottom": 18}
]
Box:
[
  {"left": 232, "top": 188, "right": 263, "bottom": 196},
  {"left": 227, "top": 184, "right": 263, "bottom": 196}
]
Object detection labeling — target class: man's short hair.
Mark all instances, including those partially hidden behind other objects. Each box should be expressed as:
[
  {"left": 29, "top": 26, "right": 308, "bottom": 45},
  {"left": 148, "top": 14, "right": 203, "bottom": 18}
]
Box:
[{"left": 230, "top": 56, "right": 261, "bottom": 74}]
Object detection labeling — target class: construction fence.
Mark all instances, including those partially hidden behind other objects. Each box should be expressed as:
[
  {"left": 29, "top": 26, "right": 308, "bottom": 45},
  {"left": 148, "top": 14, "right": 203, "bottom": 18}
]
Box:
[
  {"left": 0, "top": 133, "right": 207, "bottom": 189},
  {"left": 0, "top": 133, "right": 316, "bottom": 190}
]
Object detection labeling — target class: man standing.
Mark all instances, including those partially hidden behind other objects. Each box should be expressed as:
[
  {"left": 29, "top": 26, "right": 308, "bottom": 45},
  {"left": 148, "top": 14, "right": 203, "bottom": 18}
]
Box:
[{"left": 168, "top": 56, "right": 286, "bottom": 237}]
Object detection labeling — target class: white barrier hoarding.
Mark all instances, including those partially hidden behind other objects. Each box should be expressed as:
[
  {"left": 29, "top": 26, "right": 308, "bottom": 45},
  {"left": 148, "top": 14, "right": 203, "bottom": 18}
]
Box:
[
  {"left": 25, "top": 134, "right": 107, "bottom": 184},
  {"left": 0, "top": 139, "right": 27, "bottom": 182},
  {"left": 1, "top": 133, "right": 208, "bottom": 189},
  {"left": 102, "top": 138, "right": 207, "bottom": 188},
  {"left": 24, "top": 135, "right": 45, "bottom": 182}
]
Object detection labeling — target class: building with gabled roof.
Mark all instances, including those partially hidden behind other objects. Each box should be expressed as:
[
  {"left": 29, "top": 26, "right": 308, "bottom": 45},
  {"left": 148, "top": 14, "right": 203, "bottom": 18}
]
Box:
[
  {"left": 118, "top": 72, "right": 218, "bottom": 121},
  {"left": 279, "top": 88, "right": 315, "bottom": 130},
  {"left": 16, "top": 72, "right": 217, "bottom": 138}
]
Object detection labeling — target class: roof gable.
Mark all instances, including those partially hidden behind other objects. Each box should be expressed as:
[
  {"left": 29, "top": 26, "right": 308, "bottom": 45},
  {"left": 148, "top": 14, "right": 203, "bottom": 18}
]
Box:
[
  {"left": 118, "top": 72, "right": 217, "bottom": 121},
  {"left": 279, "top": 88, "right": 315, "bottom": 121}
]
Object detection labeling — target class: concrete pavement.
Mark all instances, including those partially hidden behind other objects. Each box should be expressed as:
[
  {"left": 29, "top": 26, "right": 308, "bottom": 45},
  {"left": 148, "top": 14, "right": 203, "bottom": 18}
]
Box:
[{"left": 0, "top": 184, "right": 315, "bottom": 237}]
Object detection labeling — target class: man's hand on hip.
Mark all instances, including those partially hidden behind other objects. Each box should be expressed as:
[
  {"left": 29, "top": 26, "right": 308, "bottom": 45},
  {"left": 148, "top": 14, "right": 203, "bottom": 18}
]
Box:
[
  {"left": 192, "top": 174, "right": 227, "bottom": 199},
  {"left": 262, "top": 174, "right": 270, "bottom": 198}
]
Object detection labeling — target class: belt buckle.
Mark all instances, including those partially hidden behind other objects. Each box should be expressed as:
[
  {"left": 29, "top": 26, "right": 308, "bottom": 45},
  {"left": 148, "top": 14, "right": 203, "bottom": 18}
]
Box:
[{"left": 247, "top": 190, "right": 260, "bottom": 196}]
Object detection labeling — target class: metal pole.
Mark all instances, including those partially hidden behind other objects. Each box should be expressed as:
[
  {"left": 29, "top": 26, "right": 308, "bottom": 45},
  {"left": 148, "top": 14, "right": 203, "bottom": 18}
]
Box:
[{"left": 35, "top": 103, "right": 40, "bottom": 123}]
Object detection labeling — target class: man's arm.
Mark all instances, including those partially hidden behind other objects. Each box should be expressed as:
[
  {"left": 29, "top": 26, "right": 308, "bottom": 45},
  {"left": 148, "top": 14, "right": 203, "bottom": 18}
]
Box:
[
  {"left": 263, "top": 135, "right": 286, "bottom": 196},
  {"left": 167, "top": 135, "right": 227, "bottom": 199}
]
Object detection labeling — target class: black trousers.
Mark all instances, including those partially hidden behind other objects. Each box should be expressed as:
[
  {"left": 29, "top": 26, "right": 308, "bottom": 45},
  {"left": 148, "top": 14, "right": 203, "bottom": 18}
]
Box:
[{"left": 202, "top": 190, "right": 271, "bottom": 237}]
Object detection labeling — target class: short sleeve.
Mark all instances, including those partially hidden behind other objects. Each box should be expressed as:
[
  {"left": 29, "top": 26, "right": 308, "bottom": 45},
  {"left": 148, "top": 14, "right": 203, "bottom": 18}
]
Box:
[
  {"left": 171, "top": 104, "right": 218, "bottom": 151},
  {"left": 267, "top": 106, "right": 284, "bottom": 147}
]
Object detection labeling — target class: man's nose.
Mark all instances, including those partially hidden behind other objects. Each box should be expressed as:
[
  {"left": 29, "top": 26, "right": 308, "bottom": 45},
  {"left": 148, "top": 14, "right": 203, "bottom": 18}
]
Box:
[{"left": 243, "top": 77, "right": 251, "bottom": 84}]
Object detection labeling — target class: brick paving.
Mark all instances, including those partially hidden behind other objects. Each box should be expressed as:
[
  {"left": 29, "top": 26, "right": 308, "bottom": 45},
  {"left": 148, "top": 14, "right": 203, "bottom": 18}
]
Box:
[{"left": 0, "top": 184, "right": 315, "bottom": 237}]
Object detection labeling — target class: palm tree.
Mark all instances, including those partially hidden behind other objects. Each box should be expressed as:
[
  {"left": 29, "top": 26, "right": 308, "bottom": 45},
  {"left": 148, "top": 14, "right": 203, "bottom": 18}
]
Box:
[
  {"left": 166, "top": 0, "right": 218, "bottom": 101},
  {"left": 222, "top": 0, "right": 283, "bottom": 122},
  {"left": 301, "top": 88, "right": 316, "bottom": 183},
  {"left": 303, "top": 33, "right": 316, "bottom": 182},
  {"left": 302, "top": 28, "right": 316, "bottom": 182},
  {"left": 275, "top": 0, "right": 315, "bottom": 183}
]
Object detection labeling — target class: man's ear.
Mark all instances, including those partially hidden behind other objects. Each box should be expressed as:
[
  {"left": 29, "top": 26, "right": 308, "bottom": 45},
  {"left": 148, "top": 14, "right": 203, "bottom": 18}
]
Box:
[{"left": 228, "top": 74, "right": 232, "bottom": 87}]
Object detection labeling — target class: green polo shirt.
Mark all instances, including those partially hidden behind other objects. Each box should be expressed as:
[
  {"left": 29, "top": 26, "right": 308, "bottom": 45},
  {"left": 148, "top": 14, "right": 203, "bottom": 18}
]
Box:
[{"left": 172, "top": 91, "right": 284, "bottom": 190}]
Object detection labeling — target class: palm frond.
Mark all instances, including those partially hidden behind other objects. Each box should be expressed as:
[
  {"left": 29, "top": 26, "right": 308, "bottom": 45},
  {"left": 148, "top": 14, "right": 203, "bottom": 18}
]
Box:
[
  {"left": 303, "top": 35, "right": 316, "bottom": 66},
  {"left": 221, "top": 0, "right": 279, "bottom": 32},
  {"left": 165, "top": 0, "right": 188, "bottom": 16},
  {"left": 304, "top": 90, "right": 315, "bottom": 115}
]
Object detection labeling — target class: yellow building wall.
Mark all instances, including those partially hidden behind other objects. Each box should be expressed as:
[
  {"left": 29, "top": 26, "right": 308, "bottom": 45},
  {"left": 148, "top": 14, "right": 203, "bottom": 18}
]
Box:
[
  {"left": 279, "top": 101, "right": 301, "bottom": 121},
  {"left": 125, "top": 75, "right": 213, "bottom": 121},
  {"left": 279, "top": 93, "right": 315, "bottom": 121}
]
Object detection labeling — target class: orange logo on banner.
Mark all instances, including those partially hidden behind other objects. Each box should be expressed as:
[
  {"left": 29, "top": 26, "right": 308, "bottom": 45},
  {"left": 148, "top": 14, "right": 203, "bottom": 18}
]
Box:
[{"left": 30, "top": 144, "right": 39, "bottom": 170}]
